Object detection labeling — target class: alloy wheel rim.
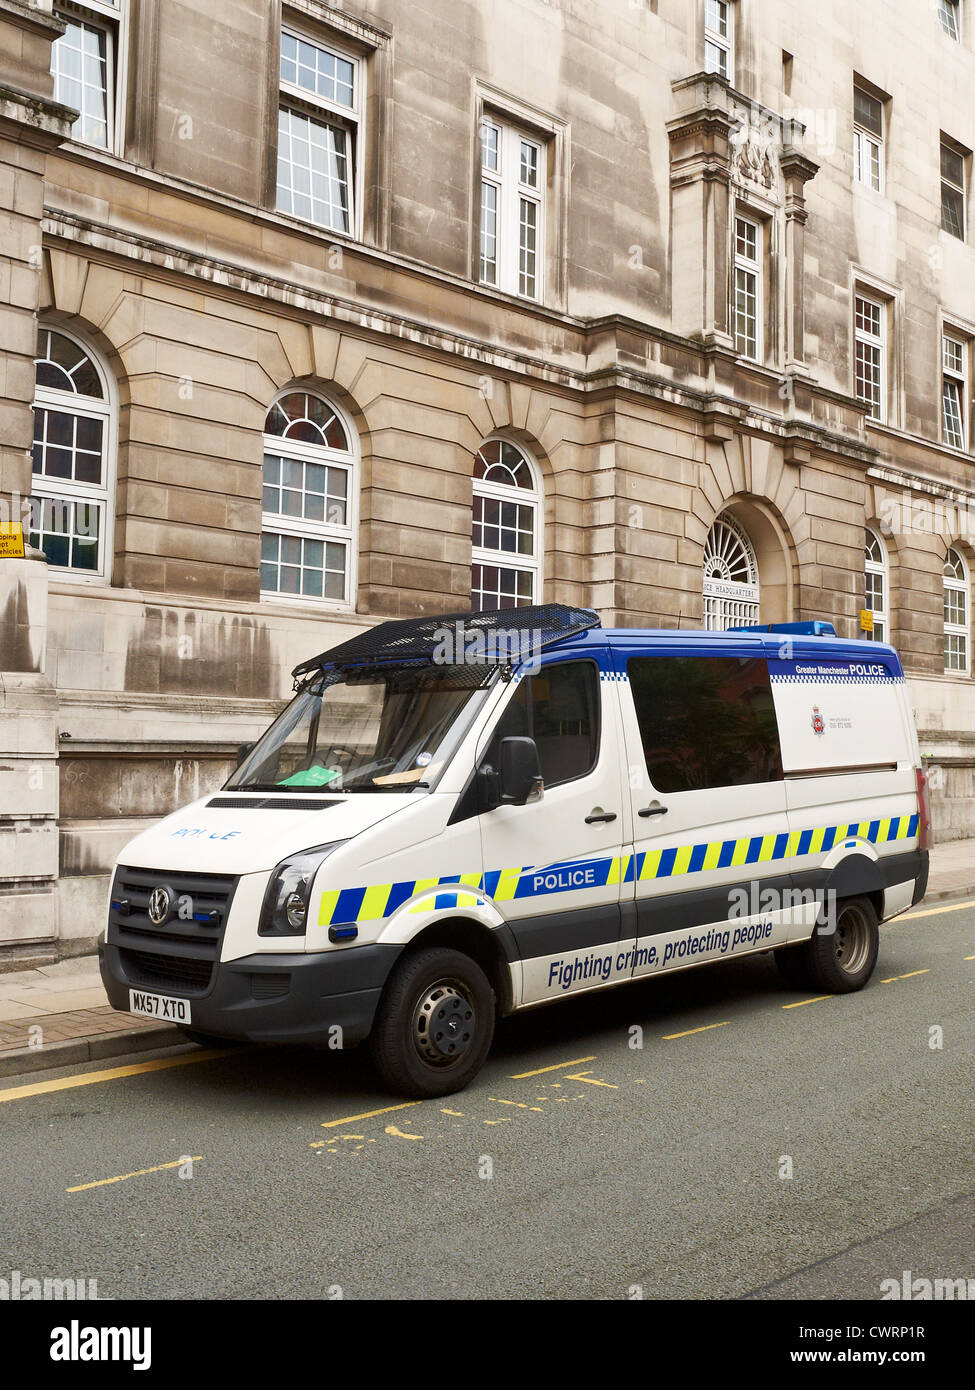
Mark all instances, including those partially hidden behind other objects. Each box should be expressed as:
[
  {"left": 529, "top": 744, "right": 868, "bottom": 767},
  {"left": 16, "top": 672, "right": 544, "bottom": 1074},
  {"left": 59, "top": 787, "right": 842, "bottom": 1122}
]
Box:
[
  {"left": 834, "top": 904, "right": 871, "bottom": 974},
  {"left": 412, "top": 978, "right": 476, "bottom": 1068}
]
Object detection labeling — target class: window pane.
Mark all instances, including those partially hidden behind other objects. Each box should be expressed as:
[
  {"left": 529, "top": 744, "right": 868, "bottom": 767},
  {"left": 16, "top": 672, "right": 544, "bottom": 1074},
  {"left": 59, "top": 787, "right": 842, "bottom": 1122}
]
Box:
[
  {"left": 735, "top": 267, "right": 758, "bottom": 358},
  {"left": 855, "top": 341, "right": 883, "bottom": 417},
  {"left": 52, "top": 19, "right": 110, "bottom": 149},
  {"left": 943, "top": 336, "right": 965, "bottom": 375},
  {"left": 855, "top": 297, "right": 882, "bottom": 338},
  {"left": 735, "top": 217, "right": 757, "bottom": 262},
  {"left": 942, "top": 182, "right": 965, "bottom": 238},
  {"left": 28, "top": 494, "right": 100, "bottom": 571},
  {"left": 31, "top": 407, "right": 104, "bottom": 484},
  {"left": 942, "top": 142, "right": 965, "bottom": 187},
  {"left": 706, "top": 0, "right": 729, "bottom": 39},
  {"left": 940, "top": 1, "right": 960, "bottom": 40},
  {"left": 479, "top": 180, "right": 498, "bottom": 284},
  {"left": 628, "top": 656, "right": 784, "bottom": 793},
  {"left": 276, "top": 106, "right": 350, "bottom": 233},
  {"left": 704, "top": 38, "right": 728, "bottom": 78},
  {"left": 943, "top": 377, "right": 965, "bottom": 448},
  {"left": 520, "top": 140, "right": 538, "bottom": 188},
  {"left": 470, "top": 562, "right": 534, "bottom": 611},
  {"left": 519, "top": 197, "right": 537, "bottom": 298},
  {"left": 484, "top": 663, "right": 598, "bottom": 788},
  {"left": 854, "top": 87, "right": 883, "bottom": 138},
  {"left": 481, "top": 122, "right": 499, "bottom": 171},
  {"left": 282, "top": 32, "right": 354, "bottom": 109},
  {"left": 34, "top": 330, "right": 103, "bottom": 397}
]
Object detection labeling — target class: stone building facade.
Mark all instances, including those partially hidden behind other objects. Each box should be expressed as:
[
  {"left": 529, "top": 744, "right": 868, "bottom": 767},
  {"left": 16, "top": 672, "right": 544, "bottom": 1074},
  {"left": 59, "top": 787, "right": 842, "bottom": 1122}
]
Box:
[{"left": 1, "top": 0, "right": 974, "bottom": 961}]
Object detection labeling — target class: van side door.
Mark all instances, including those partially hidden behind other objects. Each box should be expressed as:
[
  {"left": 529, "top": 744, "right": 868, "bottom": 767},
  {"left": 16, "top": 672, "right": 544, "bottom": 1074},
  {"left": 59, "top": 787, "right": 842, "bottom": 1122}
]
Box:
[
  {"left": 768, "top": 649, "right": 924, "bottom": 924},
  {"left": 476, "top": 655, "right": 633, "bottom": 1005},
  {"left": 616, "top": 645, "right": 796, "bottom": 977}
]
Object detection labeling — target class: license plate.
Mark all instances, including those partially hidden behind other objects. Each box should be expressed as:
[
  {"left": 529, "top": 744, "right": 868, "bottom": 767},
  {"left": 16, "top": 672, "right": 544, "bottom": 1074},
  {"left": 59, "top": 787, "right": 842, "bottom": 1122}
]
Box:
[{"left": 128, "top": 989, "right": 191, "bottom": 1024}]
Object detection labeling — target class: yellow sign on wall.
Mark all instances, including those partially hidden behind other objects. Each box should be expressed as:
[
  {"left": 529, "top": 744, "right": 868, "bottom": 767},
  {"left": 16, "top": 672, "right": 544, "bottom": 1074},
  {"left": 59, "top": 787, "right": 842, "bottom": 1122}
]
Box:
[
  {"left": 860, "top": 608, "right": 874, "bottom": 633},
  {"left": 0, "top": 523, "right": 25, "bottom": 559}
]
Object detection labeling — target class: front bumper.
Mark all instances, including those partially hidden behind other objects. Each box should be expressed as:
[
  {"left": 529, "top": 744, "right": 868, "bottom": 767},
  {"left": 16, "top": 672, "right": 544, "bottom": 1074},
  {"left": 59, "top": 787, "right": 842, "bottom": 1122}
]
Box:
[{"left": 99, "top": 941, "right": 403, "bottom": 1046}]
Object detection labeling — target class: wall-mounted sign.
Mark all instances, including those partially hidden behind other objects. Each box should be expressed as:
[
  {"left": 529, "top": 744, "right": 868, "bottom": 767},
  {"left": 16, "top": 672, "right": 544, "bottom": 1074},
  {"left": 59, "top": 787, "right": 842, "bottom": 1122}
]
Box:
[
  {"left": 0, "top": 523, "right": 25, "bottom": 559},
  {"left": 703, "top": 578, "right": 760, "bottom": 602},
  {"left": 860, "top": 608, "right": 874, "bottom": 633}
]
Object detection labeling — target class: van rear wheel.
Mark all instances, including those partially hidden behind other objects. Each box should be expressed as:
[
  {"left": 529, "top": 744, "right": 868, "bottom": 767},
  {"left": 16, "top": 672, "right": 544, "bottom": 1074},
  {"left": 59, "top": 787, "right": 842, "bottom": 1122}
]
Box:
[
  {"left": 369, "top": 947, "right": 495, "bottom": 1098},
  {"left": 775, "top": 896, "right": 879, "bottom": 994}
]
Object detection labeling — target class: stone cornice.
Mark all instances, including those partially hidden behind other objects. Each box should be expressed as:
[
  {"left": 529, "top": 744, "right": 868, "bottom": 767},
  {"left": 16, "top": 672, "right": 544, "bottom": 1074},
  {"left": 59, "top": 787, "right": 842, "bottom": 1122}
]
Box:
[
  {"left": 0, "top": 82, "right": 75, "bottom": 146},
  {"left": 42, "top": 208, "right": 886, "bottom": 472},
  {"left": 0, "top": 0, "right": 65, "bottom": 39}
]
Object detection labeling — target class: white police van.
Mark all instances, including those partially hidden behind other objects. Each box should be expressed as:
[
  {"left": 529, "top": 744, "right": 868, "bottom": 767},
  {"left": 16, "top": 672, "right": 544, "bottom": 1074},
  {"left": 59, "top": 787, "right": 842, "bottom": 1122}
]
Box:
[{"left": 100, "top": 605, "right": 931, "bottom": 1096}]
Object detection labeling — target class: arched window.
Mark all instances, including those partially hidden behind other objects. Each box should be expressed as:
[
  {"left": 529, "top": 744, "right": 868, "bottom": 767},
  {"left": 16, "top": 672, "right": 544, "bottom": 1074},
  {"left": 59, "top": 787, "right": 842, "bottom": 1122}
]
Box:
[
  {"left": 865, "top": 527, "right": 889, "bottom": 641},
  {"left": 703, "top": 513, "right": 759, "bottom": 630},
  {"left": 944, "top": 546, "right": 970, "bottom": 674},
  {"left": 260, "top": 389, "right": 357, "bottom": 604},
  {"left": 471, "top": 437, "right": 541, "bottom": 610},
  {"left": 29, "top": 326, "right": 114, "bottom": 576}
]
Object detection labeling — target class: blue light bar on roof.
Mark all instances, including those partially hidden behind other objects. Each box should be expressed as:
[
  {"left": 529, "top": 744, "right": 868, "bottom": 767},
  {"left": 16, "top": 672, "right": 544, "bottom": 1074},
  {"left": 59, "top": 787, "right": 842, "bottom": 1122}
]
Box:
[{"left": 727, "top": 621, "right": 837, "bottom": 637}]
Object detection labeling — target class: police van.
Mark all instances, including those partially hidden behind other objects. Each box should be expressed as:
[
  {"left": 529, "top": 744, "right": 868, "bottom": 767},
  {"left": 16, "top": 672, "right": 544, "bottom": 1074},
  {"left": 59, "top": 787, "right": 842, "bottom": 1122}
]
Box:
[{"left": 99, "top": 605, "right": 931, "bottom": 1096}]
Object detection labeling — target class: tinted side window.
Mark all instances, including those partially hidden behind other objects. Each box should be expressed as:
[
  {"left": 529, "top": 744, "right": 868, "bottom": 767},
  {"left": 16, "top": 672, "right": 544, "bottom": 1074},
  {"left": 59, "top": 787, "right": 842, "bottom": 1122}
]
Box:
[
  {"left": 627, "top": 656, "right": 783, "bottom": 792},
  {"left": 485, "top": 661, "right": 599, "bottom": 788}
]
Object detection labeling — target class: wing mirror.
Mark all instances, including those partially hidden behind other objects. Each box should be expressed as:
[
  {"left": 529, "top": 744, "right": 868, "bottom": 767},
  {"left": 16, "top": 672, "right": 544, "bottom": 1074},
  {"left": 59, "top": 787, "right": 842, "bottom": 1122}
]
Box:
[{"left": 498, "top": 736, "right": 544, "bottom": 806}]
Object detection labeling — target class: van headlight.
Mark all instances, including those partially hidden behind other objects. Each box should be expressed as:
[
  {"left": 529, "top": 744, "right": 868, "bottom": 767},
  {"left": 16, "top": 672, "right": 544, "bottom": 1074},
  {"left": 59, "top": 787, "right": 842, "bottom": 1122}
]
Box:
[{"left": 259, "top": 841, "right": 347, "bottom": 937}]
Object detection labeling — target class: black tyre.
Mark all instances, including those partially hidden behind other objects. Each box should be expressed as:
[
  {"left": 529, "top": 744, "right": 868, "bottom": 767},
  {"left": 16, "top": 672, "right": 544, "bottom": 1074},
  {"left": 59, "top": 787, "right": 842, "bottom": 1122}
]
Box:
[
  {"left": 177, "top": 1027, "right": 243, "bottom": 1049},
  {"left": 775, "top": 895, "right": 880, "bottom": 994},
  {"left": 369, "top": 947, "right": 495, "bottom": 1098}
]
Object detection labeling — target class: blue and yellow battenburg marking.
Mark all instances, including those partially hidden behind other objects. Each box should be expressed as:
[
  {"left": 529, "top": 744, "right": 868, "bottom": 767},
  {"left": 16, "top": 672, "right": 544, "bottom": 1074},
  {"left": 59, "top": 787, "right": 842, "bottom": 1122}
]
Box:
[{"left": 317, "top": 814, "right": 919, "bottom": 927}]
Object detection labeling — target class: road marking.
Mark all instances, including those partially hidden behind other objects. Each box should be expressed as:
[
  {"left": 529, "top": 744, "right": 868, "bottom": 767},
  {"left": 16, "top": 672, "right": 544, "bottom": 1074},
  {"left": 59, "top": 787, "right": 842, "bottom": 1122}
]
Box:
[
  {"left": 321, "top": 1101, "right": 419, "bottom": 1129},
  {"left": 881, "top": 969, "right": 931, "bottom": 984},
  {"left": 385, "top": 1124, "right": 422, "bottom": 1140},
  {"left": 67, "top": 1156, "right": 203, "bottom": 1193},
  {"left": 510, "top": 1055, "right": 596, "bottom": 1079},
  {"left": 964, "top": 954, "right": 975, "bottom": 961},
  {"left": 0, "top": 1049, "right": 232, "bottom": 1105},
  {"left": 662, "top": 1021, "right": 730, "bottom": 1038},
  {"left": 490, "top": 1097, "right": 532, "bottom": 1110},
  {"left": 441, "top": 1108, "right": 464, "bottom": 1116},
  {"left": 565, "top": 1070, "right": 619, "bottom": 1089},
  {"left": 781, "top": 996, "right": 831, "bottom": 1010},
  {"left": 900, "top": 899, "right": 975, "bottom": 921}
]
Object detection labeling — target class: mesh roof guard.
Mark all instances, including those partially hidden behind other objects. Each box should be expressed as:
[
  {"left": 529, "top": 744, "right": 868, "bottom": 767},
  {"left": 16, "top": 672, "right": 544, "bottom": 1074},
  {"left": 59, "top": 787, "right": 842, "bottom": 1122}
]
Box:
[{"left": 292, "top": 604, "right": 601, "bottom": 679}]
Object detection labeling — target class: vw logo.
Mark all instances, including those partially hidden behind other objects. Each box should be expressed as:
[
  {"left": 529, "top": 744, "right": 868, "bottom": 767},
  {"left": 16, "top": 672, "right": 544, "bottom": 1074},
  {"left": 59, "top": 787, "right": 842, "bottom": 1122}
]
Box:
[{"left": 147, "top": 886, "right": 173, "bottom": 926}]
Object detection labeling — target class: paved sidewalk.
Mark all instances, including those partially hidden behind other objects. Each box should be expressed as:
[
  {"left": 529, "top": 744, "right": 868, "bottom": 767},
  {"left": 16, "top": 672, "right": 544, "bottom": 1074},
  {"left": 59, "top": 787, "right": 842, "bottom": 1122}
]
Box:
[
  {"left": 1, "top": 837, "right": 972, "bottom": 1078},
  {"left": 0, "top": 956, "right": 181, "bottom": 1077},
  {"left": 923, "top": 835, "right": 975, "bottom": 902}
]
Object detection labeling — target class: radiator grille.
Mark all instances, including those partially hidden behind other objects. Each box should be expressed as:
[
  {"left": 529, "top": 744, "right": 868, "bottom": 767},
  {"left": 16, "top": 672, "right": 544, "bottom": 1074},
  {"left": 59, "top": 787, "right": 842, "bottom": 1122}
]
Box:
[{"left": 109, "top": 865, "right": 238, "bottom": 998}]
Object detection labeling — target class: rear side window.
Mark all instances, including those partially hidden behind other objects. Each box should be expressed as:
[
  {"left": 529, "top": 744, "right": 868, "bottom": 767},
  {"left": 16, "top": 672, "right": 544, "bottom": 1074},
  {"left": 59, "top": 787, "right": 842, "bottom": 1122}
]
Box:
[
  {"left": 628, "top": 656, "right": 783, "bottom": 792},
  {"left": 487, "top": 660, "right": 599, "bottom": 787}
]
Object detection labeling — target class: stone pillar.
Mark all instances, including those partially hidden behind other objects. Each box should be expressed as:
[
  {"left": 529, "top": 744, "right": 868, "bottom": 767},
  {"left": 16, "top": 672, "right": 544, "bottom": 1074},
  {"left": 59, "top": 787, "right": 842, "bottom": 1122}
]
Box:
[
  {"left": 667, "top": 75, "right": 736, "bottom": 349},
  {"left": 780, "top": 140, "right": 819, "bottom": 374},
  {"left": 0, "top": 0, "right": 74, "bottom": 959}
]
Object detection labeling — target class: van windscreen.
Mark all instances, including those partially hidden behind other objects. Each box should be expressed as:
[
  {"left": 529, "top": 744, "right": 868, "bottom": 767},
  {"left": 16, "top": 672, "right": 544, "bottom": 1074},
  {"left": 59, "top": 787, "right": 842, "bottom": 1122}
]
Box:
[
  {"left": 226, "top": 665, "right": 485, "bottom": 793},
  {"left": 628, "top": 655, "right": 784, "bottom": 793}
]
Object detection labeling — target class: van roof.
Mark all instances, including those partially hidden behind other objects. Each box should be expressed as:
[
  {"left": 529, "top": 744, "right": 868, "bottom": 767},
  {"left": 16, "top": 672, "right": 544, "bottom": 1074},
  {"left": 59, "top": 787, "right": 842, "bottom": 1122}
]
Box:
[
  {"left": 292, "top": 604, "right": 904, "bottom": 681},
  {"left": 547, "top": 624, "right": 904, "bottom": 671}
]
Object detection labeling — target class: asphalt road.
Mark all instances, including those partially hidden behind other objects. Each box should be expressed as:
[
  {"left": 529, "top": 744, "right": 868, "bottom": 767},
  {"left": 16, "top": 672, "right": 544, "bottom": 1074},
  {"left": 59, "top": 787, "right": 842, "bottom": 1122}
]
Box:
[{"left": 2, "top": 899, "right": 974, "bottom": 1301}]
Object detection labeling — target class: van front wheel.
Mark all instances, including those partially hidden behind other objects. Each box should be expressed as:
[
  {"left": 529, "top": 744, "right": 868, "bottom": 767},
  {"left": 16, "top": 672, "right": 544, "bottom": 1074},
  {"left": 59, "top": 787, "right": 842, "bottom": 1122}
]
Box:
[
  {"left": 775, "top": 896, "right": 880, "bottom": 994},
  {"left": 369, "top": 947, "right": 495, "bottom": 1098}
]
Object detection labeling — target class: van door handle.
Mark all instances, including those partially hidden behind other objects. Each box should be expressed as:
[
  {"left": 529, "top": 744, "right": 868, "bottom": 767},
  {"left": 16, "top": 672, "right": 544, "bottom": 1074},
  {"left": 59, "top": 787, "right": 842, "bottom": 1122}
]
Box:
[
  {"left": 585, "top": 809, "right": 617, "bottom": 824},
  {"left": 638, "top": 805, "right": 668, "bottom": 818}
]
